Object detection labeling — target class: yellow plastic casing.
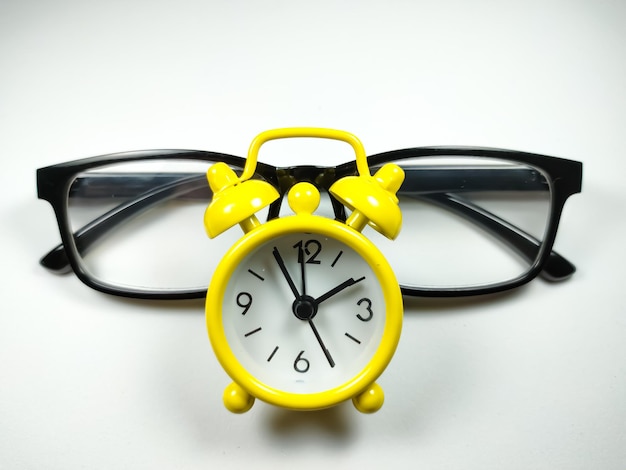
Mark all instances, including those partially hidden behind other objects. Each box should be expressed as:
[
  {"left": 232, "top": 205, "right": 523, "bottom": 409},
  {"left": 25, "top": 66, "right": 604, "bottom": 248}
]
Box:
[
  {"left": 204, "top": 162, "right": 279, "bottom": 238},
  {"left": 206, "top": 183, "right": 403, "bottom": 412},
  {"left": 330, "top": 163, "right": 404, "bottom": 240},
  {"left": 204, "top": 127, "right": 405, "bottom": 413}
]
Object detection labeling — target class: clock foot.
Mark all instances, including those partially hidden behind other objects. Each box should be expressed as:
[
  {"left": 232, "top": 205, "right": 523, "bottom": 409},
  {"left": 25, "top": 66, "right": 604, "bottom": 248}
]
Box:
[
  {"left": 223, "top": 382, "right": 255, "bottom": 413},
  {"left": 352, "top": 382, "right": 384, "bottom": 413}
]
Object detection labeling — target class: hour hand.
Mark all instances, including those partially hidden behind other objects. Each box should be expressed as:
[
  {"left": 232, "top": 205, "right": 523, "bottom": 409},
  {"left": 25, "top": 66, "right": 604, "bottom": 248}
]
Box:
[
  {"left": 272, "top": 247, "right": 300, "bottom": 299},
  {"left": 314, "top": 276, "right": 365, "bottom": 305}
]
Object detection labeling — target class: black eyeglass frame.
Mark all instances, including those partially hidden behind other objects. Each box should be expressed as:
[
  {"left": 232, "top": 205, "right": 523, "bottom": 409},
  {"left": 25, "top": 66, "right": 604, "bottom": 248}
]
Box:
[{"left": 37, "top": 147, "right": 582, "bottom": 299}]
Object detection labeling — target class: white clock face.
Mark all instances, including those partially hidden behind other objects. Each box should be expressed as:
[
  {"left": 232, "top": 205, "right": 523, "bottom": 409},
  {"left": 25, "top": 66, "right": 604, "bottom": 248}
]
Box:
[{"left": 222, "top": 232, "right": 387, "bottom": 394}]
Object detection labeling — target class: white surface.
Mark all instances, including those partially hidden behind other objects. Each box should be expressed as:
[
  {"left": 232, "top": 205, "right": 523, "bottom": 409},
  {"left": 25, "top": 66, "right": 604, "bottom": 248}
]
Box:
[{"left": 1, "top": 1, "right": 625, "bottom": 469}]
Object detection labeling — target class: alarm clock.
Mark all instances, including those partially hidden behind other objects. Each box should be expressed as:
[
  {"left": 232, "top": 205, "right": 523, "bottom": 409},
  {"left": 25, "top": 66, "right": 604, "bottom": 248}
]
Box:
[{"left": 204, "top": 128, "right": 404, "bottom": 413}]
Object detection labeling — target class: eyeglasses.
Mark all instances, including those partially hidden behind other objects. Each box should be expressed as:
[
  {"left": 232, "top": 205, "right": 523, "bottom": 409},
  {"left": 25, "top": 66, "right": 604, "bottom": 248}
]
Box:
[{"left": 37, "top": 146, "right": 582, "bottom": 299}]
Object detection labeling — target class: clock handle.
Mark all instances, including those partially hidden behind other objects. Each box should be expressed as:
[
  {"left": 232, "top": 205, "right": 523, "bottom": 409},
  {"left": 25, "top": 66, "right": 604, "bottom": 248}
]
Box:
[
  {"left": 241, "top": 127, "right": 371, "bottom": 182},
  {"left": 241, "top": 127, "right": 406, "bottom": 239}
]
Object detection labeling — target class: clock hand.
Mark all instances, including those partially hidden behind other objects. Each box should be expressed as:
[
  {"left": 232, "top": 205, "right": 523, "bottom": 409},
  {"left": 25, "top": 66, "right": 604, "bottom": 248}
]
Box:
[
  {"left": 296, "top": 243, "right": 307, "bottom": 296},
  {"left": 272, "top": 247, "right": 300, "bottom": 299},
  {"left": 308, "top": 319, "right": 335, "bottom": 368},
  {"left": 314, "top": 276, "right": 366, "bottom": 305}
]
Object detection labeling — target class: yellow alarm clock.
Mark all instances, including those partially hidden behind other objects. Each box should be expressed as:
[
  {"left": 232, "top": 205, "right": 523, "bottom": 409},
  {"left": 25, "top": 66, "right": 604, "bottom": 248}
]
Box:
[{"left": 204, "top": 128, "right": 404, "bottom": 413}]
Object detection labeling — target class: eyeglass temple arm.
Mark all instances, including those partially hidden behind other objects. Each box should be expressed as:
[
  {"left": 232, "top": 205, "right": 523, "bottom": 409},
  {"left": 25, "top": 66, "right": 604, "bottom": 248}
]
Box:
[
  {"left": 418, "top": 193, "right": 575, "bottom": 281},
  {"left": 40, "top": 173, "right": 574, "bottom": 280}
]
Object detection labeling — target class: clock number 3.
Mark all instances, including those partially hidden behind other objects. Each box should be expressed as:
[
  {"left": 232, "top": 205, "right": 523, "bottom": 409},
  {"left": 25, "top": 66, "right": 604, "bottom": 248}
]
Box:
[{"left": 356, "top": 297, "right": 373, "bottom": 322}]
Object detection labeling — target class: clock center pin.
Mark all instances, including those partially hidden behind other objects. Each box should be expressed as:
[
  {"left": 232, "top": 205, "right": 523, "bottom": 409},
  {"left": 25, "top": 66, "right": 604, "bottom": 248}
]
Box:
[{"left": 292, "top": 295, "right": 318, "bottom": 320}]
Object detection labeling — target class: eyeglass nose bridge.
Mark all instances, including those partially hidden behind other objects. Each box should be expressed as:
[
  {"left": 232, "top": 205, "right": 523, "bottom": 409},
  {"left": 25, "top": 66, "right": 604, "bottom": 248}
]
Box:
[
  {"left": 276, "top": 165, "right": 340, "bottom": 191},
  {"left": 267, "top": 165, "right": 350, "bottom": 221}
]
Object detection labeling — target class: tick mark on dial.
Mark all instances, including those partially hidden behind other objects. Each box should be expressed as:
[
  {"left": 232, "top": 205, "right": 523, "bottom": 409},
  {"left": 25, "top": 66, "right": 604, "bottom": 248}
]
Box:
[
  {"left": 330, "top": 250, "right": 344, "bottom": 267},
  {"left": 345, "top": 332, "right": 361, "bottom": 344},
  {"left": 267, "top": 346, "right": 279, "bottom": 362},
  {"left": 248, "top": 269, "right": 265, "bottom": 281},
  {"left": 244, "top": 327, "right": 262, "bottom": 337}
]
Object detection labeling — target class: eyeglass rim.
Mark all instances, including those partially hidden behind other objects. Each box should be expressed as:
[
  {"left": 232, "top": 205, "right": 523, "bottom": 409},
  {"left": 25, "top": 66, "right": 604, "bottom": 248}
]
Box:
[{"left": 36, "top": 146, "right": 583, "bottom": 299}]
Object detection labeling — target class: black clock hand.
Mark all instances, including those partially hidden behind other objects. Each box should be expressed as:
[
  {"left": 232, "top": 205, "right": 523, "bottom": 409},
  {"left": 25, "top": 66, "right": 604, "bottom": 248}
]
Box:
[
  {"left": 308, "top": 319, "right": 335, "bottom": 368},
  {"left": 314, "top": 276, "right": 365, "bottom": 305},
  {"left": 272, "top": 247, "right": 300, "bottom": 299},
  {"left": 296, "top": 244, "right": 307, "bottom": 296}
]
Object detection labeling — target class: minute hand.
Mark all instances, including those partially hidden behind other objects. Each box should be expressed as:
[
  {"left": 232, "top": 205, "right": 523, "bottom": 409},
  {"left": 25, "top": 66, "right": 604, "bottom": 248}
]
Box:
[
  {"left": 314, "top": 276, "right": 365, "bottom": 305},
  {"left": 272, "top": 247, "right": 300, "bottom": 299}
]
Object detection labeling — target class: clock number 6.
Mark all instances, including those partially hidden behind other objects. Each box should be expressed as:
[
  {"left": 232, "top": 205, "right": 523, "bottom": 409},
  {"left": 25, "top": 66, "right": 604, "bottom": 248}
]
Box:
[
  {"left": 293, "top": 350, "right": 310, "bottom": 373},
  {"left": 356, "top": 297, "right": 373, "bottom": 322},
  {"left": 236, "top": 292, "right": 253, "bottom": 315}
]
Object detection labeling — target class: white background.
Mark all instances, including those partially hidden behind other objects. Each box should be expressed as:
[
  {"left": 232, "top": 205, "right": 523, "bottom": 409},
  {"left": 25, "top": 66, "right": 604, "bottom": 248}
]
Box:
[{"left": 1, "top": 1, "right": 625, "bottom": 469}]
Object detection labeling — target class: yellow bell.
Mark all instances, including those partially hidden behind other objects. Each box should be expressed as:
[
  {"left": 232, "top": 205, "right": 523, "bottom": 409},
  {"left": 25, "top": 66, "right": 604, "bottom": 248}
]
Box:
[
  {"left": 330, "top": 163, "right": 405, "bottom": 240},
  {"left": 203, "top": 162, "right": 280, "bottom": 238}
]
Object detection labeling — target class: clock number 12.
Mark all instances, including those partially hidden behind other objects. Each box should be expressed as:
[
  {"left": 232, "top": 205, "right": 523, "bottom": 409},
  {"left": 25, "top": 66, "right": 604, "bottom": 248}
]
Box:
[{"left": 293, "top": 239, "right": 322, "bottom": 264}]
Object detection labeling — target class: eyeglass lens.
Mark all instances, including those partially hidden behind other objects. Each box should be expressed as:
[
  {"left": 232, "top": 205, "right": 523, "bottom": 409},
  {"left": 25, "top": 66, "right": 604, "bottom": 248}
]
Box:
[
  {"left": 65, "top": 155, "right": 552, "bottom": 292},
  {"left": 370, "top": 156, "right": 551, "bottom": 289},
  {"left": 66, "top": 159, "right": 255, "bottom": 291}
]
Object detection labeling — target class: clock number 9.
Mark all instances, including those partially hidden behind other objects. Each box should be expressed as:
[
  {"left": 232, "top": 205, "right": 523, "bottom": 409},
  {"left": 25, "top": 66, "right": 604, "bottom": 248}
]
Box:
[
  {"left": 356, "top": 297, "right": 373, "bottom": 322},
  {"left": 236, "top": 292, "right": 253, "bottom": 315},
  {"left": 293, "top": 350, "right": 310, "bottom": 373}
]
